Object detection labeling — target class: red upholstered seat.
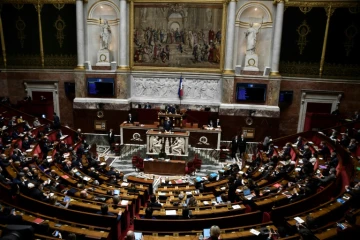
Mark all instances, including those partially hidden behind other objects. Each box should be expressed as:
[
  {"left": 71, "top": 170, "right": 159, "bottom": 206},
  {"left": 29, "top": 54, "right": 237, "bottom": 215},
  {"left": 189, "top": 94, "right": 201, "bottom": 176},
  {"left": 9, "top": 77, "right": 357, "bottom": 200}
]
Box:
[
  {"left": 135, "top": 158, "right": 144, "bottom": 171},
  {"left": 262, "top": 212, "right": 271, "bottom": 223},
  {"left": 185, "top": 161, "right": 195, "bottom": 175},
  {"left": 244, "top": 204, "right": 252, "bottom": 213}
]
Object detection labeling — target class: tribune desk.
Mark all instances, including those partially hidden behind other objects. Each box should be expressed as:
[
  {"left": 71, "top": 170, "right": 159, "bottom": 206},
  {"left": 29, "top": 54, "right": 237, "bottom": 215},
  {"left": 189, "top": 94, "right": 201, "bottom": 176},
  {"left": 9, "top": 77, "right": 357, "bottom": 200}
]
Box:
[
  {"left": 120, "top": 123, "right": 221, "bottom": 149},
  {"left": 144, "top": 159, "right": 186, "bottom": 175},
  {"left": 146, "top": 130, "right": 189, "bottom": 157}
]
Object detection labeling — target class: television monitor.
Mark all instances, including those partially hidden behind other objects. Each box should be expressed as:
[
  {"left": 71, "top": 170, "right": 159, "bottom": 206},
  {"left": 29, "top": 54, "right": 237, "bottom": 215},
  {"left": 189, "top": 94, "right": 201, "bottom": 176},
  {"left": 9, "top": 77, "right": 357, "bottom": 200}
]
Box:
[
  {"left": 279, "top": 91, "right": 293, "bottom": 104},
  {"left": 87, "top": 78, "right": 114, "bottom": 97},
  {"left": 236, "top": 83, "right": 267, "bottom": 102}
]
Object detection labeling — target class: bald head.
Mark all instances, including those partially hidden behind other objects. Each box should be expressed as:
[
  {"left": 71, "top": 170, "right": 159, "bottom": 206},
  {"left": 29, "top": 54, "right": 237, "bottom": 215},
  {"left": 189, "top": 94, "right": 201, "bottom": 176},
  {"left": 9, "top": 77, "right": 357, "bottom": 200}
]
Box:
[{"left": 126, "top": 231, "right": 135, "bottom": 240}]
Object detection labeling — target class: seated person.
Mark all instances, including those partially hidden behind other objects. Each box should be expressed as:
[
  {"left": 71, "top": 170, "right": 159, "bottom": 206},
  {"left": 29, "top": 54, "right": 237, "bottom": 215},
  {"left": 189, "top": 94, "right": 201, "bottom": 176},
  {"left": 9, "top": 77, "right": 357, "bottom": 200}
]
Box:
[
  {"left": 163, "top": 117, "right": 173, "bottom": 132},
  {"left": 328, "top": 152, "right": 339, "bottom": 168},
  {"left": 142, "top": 207, "right": 155, "bottom": 219},
  {"left": 148, "top": 195, "right": 162, "bottom": 208},
  {"left": 317, "top": 168, "right": 336, "bottom": 186},
  {"left": 144, "top": 102, "right": 151, "bottom": 109},
  {"left": 348, "top": 139, "right": 357, "bottom": 153},
  {"left": 208, "top": 225, "right": 221, "bottom": 240},
  {"left": 340, "top": 134, "right": 350, "bottom": 148},
  {"left": 96, "top": 204, "right": 122, "bottom": 221},
  {"left": 295, "top": 136, "right": 304, "bottom": 151},
  {"left": 302, "top": 146, "right": 312, "bottom": 160},
  {"left": 318, "top": 141, "right": 330, "bottom": 159},
  {"left": 266, "top": 144, "right": 275, "bottom": 158},
  {"left": 166, "top": 104, "right": 176, "bottom": 114},
  {"left": 33, "top": 117, "right": 41, "bottom": 127}
]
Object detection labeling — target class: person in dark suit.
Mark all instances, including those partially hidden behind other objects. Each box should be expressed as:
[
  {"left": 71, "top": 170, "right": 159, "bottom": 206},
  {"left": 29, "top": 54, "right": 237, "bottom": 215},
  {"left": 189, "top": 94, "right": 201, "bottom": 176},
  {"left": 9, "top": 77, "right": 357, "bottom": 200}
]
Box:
[
  {"left": 108, "top": 128, "right": 115, "bottom": 148},
  {"left": 74, "top": 129, "right": 82, "bottom": 142},
  {"left": 340, "top": 134, "right": 350, "bottom": 148},
  {"left": 22, "top": 137, "right": 31, "bottom": 151},
  {"left": 144, "top": 102, "right": 151, "bottom": 109},
  {"left": 295, "top": 136, "right": 304, "bottom": 151},
  {"left": 302, "top": 146, "right": 312, "bottom": 160},
  {"left": 208, "top": 119, "right": 214, "bottom": 128},
  {"left": 11, "top": 129, "right": 20, "bottom": 139},
  {"left": 56, "top": 129, "right": 63, "bottom": 140},
  {"left": 127, "top": 113, "right": 134, "bottom": 123},
  {"left": 163, "top": 117, "right": 172, "bottom": 132},
  {"left": 348, "top": 139, "right": 357, "bottom": 153},
  {"left": 148, "top": 195, "right": 162, "bottom": 208},
  {"left": 318, "top": 141, "right": 330, "bottom": 159},
  {"left": 231, "top": 135, "right": 239, "bottom": 159},
  {"left": 215, "top": 119, "right": 221, "bottom": 128},
  {"left": 238, "top": 134, "right": 247, "bottom": 157},
  {"left": 53, "top": 112, "right": 61, "bottom": 129},
  {"left": 166, "top": 105, "right": 176, "bottom": 114},
  {"left": 353, "top": 111, "right": 360, "bottom": 121}
]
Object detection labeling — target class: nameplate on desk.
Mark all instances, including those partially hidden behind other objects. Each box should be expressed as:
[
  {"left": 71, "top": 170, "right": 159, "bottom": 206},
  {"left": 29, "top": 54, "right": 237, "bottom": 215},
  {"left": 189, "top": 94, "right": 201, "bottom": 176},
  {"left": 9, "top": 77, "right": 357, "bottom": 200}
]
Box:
[{"left": 166, "top": 210, "right": 177, "bottom": 215}]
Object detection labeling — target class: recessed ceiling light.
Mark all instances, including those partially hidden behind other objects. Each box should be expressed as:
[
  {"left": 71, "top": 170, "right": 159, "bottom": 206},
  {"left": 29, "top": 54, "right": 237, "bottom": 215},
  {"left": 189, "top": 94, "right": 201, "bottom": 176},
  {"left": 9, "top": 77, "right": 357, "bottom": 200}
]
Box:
[{"left": 255, "top": 8, "right": 257, "bottom": 11}]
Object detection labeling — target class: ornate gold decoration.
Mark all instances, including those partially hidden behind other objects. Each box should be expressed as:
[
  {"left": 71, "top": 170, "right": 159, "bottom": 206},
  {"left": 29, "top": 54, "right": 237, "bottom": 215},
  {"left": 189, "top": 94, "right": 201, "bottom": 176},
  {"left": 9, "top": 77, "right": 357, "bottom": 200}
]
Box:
[
  {"left": 299, "top": 6, "right": 312, "bottom": 14},
  {"left": 12, "top": 4, "right": 24, "bottom": 10},
  {"left": 44, "top": 54, "right": 77, "bottom": 68},
  {"left": 34, "top": 3, "right": 44, "bottom": 68},
  {"left": 2, "top": 0, "right": 75, "bottom": 4},
  {"left": 344, "top": 24, "right": 358, "bottom": 57},
  {"left": 53, "top": 3, "right": 65, "bottom": 10},
  {"left": 349, "top": 7, "right": 360, "bottom": 14},
  {"left": 319, "top": 6, "right": 335, "bottom": 78},
  {"left": 0, "top": 11, "right": 6, "bottom": 67},
  {"left": 16, "top": 16, "right": 26, "bottom": 48},
  {"left": 285, "top": 2, "right": 359, "bottom": 8},
  {"left": 54, "top": 15, "right": 66, "bottom": 48},
  {"left": 7, "top": 54, "right": 41, "bottom": 68},
  {"left": 280, "top": 61, "right": 360, "bottom": 79},
  {"left": 296, "top": 20, "right": 310, "bottom": 55}
]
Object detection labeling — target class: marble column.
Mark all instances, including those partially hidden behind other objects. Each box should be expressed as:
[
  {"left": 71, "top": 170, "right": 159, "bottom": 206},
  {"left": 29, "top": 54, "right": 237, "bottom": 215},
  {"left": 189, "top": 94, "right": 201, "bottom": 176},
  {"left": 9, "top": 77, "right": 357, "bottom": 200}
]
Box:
[
  {"left": 222, "top": 77, "right": 234, "bottom": 103},
  {"left": 270, "top": 0, "right": 285, "bottom": 76},
  {"left": 118, "top": 0, "right": 128, "bottom": 69},
  {"left": 74, "top": 71, "right": 86, "bottom": 98},
  {"left": 76, "top": 0, "right": 85, "bottom": 69},
  {"left": 116, "top": 74, "right": 129, "bottom": 99},
  {"left": 223, "top": 0, "right": 236, "bottom": 74},
  {"left": 267, "top": 79, "right": 281, "bottom": 106}
]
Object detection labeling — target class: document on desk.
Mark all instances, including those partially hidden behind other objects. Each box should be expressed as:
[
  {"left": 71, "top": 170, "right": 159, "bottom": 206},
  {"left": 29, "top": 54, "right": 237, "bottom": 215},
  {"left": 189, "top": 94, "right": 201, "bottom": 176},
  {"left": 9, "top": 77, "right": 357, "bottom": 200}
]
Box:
[
  {"left": 250, "top": 229, "right": 260, "bottom": 236},
  {"left": 203, "top": 201, "right": 209, "bottom": 205},
  {"left": 121, "top": 182, "right": 129, "bottom": 187},
  {"left": 232, "top": 205, "right": 241, "bottom": 209},
  {"left": 294, "top": 217, "right": 305, "bottom": 223},
  {"left": 166, "top": 210, "right": 177, "bottom": 215},
  {"left": 121, "top": 200, "right": 129, "bottom": 205}
]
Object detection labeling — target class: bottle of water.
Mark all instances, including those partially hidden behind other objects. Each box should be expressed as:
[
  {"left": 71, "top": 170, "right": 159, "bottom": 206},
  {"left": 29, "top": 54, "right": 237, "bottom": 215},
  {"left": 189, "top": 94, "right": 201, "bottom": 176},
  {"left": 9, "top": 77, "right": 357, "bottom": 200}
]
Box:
[{"left": 199, "top": 234, "right": 204, "bottom": 240}]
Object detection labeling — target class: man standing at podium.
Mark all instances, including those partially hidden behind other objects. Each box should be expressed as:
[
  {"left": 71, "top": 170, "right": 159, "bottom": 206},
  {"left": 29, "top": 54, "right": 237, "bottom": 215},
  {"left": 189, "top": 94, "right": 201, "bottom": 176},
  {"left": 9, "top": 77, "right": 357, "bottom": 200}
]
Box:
[
  {"left": 144, "top": 102, "right": 151, "bottom": 109},
  {"left": 163, "top": 117, "right": 173, "bottom": 132},
  {"left": 238, "top": 134, "right": 247, "bottom": 158},
  {"left": 127, "top": 113, "right": 134, "bottom": 123}
]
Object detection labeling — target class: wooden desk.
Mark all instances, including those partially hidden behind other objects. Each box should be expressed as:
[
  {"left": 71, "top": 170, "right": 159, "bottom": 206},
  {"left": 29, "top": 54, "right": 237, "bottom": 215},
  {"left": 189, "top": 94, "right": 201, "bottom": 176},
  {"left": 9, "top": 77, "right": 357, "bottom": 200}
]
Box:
[{"left": 144, "top": 160, "right": 186, "bottom": 175}]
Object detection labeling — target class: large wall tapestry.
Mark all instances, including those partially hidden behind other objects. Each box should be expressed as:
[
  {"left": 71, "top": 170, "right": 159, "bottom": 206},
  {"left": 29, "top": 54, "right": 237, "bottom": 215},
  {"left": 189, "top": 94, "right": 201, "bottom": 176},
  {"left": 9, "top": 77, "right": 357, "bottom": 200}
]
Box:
[{"left": 131, "top": 2, "right": 225, "bottom": 71}]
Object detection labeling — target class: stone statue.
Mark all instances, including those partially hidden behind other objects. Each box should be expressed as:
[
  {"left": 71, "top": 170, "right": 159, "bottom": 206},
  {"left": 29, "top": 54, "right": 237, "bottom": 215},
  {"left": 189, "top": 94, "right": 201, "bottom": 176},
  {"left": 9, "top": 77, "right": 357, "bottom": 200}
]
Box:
[
  {"left": 151, "top": 136, "right": 162, "bottom": 153},
  {"left": 244, "top": 22, "right": 262, "bottom": 55},
  {"left": 100, "top": 20, "right": 111, "bottom": 50},
  {"left": 171, "top": 137, "right": 184, "bottom": 154}
]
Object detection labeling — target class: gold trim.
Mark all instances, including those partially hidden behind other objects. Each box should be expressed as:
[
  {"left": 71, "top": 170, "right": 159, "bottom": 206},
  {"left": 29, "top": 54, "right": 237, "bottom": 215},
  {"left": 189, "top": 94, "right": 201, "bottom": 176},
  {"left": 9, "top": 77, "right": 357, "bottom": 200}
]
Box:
[
  {"left": 16, "top": 17, "right": 26, "bottom": 48},
  {"left": 296, "top": 20, "right": 310, "bottom": 55},
  {"left": 223, "top": 69, "right": 234, "bottom": 75},
  {"left": 0, "top": 12, "right": 6, "bottom": 67},
  {"left": 319, "top": 6, "right": 334, "bottom": 78},
  {"left": 285, "top": 1, "right": 359, "bottom": 8},
  {"left": 129, "top": 0, "right": 227, "bottom": 72},
  {"left": 74, "top": 66, "right": 85, "bottom": 70},
  {"left": 117, "top": 66, "right": 131, "bottom": 70},
  {"left": 54, "top": 15, "right": 66, "bottom": 48},
  {"left": 269, "top": 71, "right": 281, "bottom": 77},
  {"left": 35, "top": 3, "right": 44, "bottom": 68}
]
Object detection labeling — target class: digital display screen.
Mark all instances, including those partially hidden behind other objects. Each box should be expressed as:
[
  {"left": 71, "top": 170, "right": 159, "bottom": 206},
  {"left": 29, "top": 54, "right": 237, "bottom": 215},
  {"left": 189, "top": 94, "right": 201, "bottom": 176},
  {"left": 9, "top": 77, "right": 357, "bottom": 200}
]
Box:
[
  {"left": 87, "top": 78, "right": 114, "bottom": 96},
  {"left": 236, "top": 83, "right": 266, "bottom": 102}
]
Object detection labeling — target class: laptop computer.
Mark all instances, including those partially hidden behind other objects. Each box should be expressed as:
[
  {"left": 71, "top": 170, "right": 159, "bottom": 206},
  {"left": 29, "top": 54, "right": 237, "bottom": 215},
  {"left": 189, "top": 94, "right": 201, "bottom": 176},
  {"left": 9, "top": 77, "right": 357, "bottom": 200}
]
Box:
[
  {"left": 134, "top": 232, "right": 143, "bottom": 240},
  {"left": 216, "top": 196, "right": 223, "bottom": 204},
  {"left": 203, "top": 228, "right": 211, "bottom": 238},
  {"left": 243, "top": 189, "right": 253, "bottom": 200}
]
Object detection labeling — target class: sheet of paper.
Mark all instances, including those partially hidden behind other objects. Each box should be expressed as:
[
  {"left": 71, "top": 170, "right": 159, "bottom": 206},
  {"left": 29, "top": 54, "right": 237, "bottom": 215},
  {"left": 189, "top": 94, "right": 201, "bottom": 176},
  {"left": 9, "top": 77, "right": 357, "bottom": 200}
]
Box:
[
  {"left": 250, "top": 229, "right": 260, "bottom": 236},
  {"left": 232, "top": 205, "right": 241, "bottom": 209},
  {"left": 166, "top": 210, "right": 177, "bottom": 215},
  {"left": 121, "top": 200, "right": 129, "bottom": 205},
  {"left": 294, "top": 217, "right": 305, "bottom": 223},
  {"left": 121, "top": 182, "right": 129, "bottom": 187}
]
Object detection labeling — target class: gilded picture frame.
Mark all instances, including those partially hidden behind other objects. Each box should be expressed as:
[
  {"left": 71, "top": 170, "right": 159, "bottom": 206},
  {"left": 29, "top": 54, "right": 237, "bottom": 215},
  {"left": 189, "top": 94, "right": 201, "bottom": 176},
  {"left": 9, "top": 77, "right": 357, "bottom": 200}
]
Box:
[{"left": 129, "top": 0, "right": 228, "bottom": 73}]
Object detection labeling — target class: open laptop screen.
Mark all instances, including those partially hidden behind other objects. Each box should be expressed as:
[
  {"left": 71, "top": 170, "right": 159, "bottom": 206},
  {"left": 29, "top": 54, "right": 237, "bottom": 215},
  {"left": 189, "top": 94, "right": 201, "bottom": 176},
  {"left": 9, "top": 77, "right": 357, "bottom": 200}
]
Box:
[
  {"left": 203, "top": 228, "right": 211, "bottom": 238},
  {"left": 243, "top": 189, "right": 251, "bottom": 196}
]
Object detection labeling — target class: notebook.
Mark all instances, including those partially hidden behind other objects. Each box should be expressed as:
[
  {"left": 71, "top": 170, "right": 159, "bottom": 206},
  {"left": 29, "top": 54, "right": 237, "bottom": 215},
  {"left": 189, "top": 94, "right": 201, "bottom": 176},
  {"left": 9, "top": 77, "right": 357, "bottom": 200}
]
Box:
[
  {"left": 203, "top": 228, "right": 211, "bottom": 238},
  {"left": 33, "top": 218, "right": 45, "bottom": 224},
  {"left": 134, "top": 232, "right": 143, "bottom": 240}
]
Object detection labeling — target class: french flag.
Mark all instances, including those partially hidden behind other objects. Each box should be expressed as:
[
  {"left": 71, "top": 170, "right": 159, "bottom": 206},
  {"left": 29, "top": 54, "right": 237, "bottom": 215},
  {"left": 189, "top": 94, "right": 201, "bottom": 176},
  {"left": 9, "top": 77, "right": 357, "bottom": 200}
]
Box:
[{"left": 178, "top": 76, "right": 184, "bottom": 99}]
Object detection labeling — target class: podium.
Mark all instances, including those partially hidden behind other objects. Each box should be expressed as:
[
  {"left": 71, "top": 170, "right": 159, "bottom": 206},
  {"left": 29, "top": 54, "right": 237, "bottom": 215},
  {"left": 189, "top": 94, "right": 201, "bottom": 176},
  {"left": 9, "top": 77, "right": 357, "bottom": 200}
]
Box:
[
  {"left": 158, "top": 113, "right": 183, "bottom": 128},
  {"left": 146, "top": 130, "right": 189, "bottom": 157}
]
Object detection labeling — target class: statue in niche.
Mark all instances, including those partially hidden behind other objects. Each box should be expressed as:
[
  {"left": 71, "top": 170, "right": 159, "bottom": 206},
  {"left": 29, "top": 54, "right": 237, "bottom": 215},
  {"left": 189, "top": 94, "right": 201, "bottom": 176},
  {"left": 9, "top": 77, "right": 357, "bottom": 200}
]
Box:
[
  {"left": 100, "top": 20, "right": 111, "bottom": 50},
  {"left": 244, "top": 22, "right": 262, "bottom": 55},
  {"left": 206, "top": 8, "right": 212, "bottom": 22}
]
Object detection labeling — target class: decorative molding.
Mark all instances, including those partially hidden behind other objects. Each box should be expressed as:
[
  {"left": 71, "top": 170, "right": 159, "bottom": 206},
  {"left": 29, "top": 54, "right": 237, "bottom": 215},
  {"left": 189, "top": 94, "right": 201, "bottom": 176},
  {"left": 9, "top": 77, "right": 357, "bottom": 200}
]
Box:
[
  {"left": 285, "top": 1, "right": 359, "bottom": 8},
  {"left": 54, "top": 15, "right": 66, "bottom": 48},
  {"left": 16, "top": 16, "right": 26, "bottom": 48},
  {"left": 219, "top": 104, "right": 280, "bottom": 118},
  {"left": 131, "top": 76, "right": 221, "bottom": 104},
  {"left": 73, "top": 98, "right": 131, "bottom": 110},
  {"left": 296, "top": 20, "right": 310, "bottom": 55},
  {"left": 2, "top": 0, "right": 75, "bottom": 4}
]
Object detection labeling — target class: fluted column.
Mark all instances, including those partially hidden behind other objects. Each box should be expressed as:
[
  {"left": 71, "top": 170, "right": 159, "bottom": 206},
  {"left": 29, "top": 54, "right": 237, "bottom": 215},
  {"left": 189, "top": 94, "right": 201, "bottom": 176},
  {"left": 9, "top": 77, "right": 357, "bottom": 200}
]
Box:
[
  {"left": 76, "top": 0, "right": 85, "bottom": 69},
  {"left": 270, "top": 0, "right": 285, "bottom": 76},
  {"left": 118, "top": 0, "right": 128, "bottom": 69},
  {"left": 223, "top": 0, "right": 236, "bottom": 74}
]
